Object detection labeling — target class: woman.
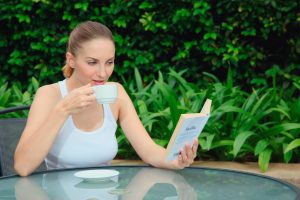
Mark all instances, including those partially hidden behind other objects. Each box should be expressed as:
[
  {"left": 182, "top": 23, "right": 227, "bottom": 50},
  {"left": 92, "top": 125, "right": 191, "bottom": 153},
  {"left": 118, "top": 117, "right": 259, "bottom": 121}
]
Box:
[{"left": 14, "top": 21, "right": 198, "bottom": 176}]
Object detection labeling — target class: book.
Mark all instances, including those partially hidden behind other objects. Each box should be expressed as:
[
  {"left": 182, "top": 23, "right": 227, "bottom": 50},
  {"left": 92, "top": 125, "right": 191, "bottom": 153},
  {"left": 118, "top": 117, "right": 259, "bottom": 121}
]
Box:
[{"left": 165, "top": 99, "right": 212, "bottom": 161}]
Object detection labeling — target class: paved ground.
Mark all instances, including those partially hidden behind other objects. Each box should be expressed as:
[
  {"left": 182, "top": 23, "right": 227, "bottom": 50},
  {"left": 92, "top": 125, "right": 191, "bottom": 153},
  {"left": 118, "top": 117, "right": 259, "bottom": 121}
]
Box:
[{"left": 112, "top": 160, "right": 300, "bottom": 188}]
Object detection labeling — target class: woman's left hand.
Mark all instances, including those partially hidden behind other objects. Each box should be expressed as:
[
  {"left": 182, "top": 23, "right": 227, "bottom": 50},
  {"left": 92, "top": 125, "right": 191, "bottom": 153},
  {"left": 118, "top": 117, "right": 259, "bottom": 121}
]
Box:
[{"left": 172, "top": 138, "right": 198, "bottom": 169}]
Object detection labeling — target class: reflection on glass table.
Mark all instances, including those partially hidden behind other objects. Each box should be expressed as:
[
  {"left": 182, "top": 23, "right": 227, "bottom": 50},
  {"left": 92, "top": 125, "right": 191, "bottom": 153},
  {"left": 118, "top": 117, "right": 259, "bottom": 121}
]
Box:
[{"left": 0, "top": 166, "right": 299, "bottom": 200}]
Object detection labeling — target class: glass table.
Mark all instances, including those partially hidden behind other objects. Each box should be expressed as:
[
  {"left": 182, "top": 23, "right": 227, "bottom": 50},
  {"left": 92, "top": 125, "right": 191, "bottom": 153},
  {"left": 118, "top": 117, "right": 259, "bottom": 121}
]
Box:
[{"left": 0, "top": 166, "right": 299, "bottom": 200}]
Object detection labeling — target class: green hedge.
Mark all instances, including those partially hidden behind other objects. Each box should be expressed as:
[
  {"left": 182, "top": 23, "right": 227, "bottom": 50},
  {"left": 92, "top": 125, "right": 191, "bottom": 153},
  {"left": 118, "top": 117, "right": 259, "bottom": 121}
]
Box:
[{"left": 1, "top": 0, "right": 299, "bottom": 88}]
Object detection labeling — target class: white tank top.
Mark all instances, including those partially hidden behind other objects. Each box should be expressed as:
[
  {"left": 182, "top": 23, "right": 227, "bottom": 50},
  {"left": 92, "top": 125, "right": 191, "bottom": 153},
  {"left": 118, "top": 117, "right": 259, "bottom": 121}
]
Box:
[{"left": 44, "top": 79, "right": 118, "bottom": 170}]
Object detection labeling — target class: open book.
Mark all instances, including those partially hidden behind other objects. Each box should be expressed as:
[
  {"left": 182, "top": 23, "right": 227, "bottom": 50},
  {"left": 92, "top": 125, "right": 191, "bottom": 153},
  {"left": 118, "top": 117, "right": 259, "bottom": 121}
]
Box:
[{"left": 165, "top": 99, "right": 212, "bottom": 161}]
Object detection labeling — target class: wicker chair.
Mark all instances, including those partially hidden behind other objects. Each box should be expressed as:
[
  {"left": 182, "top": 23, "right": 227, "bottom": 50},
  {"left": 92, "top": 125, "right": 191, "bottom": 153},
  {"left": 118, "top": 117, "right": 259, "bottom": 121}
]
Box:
[{"left": 0, "top": 105, "right": 46, "bottom": 176}]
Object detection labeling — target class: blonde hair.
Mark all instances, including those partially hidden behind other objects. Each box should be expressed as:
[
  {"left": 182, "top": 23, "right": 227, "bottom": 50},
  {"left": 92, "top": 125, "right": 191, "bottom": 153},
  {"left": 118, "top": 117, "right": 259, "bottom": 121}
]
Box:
[
  {"left": 62, "top": 21, "right": 114, "bottom": 78},
  {"left": 62, "top": 64, "right": 73, "bottom": 78}
]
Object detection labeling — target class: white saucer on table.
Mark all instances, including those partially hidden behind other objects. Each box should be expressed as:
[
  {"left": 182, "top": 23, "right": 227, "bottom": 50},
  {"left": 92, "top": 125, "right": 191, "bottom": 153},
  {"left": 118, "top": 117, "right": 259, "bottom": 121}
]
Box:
[{"left": 74, "top": 169, "right": 119, "bottom": 183}]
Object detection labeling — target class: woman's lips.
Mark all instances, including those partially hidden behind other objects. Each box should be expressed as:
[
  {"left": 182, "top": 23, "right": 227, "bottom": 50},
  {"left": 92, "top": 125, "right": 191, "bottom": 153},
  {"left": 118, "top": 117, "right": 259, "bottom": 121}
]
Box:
[{"left": 93, "top": 80, "right": 105, "bottom": 85}]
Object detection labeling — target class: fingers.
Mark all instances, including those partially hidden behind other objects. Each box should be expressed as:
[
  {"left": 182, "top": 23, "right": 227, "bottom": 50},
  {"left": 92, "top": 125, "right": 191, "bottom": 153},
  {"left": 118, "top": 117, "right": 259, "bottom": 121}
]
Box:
[
  {"left": 83, "top": 88, "right": 95, "bottom": 97},
  {"left": 63, "top": 83, "right": 97, "bottom": 114},
  {"left": 74, "top": 89, "right": 95, "bottom": 103},
  {"left": 180, "top": 148, "right": 189, "bottom": 165},
  {"left": 78, "top": 83, "right": 94, "bottom": 96},
  {"left": 78, "top": 86, "right": 96, "bottom": 103},
  {"left": 192, "top": 139, "right": 199, "bottom": 158},
  {"left": 177, "top": 139, "right": 198, "bottom": 168},
  {"left": 177, "top": 154, "right": 186, "bottom": 169}
]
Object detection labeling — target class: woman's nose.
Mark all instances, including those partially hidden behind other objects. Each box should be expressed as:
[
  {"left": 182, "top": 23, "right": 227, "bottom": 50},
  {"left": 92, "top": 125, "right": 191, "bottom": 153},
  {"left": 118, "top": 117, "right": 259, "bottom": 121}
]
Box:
[{"left": 96, "top": 65, "right": 106, "bottom": 77}]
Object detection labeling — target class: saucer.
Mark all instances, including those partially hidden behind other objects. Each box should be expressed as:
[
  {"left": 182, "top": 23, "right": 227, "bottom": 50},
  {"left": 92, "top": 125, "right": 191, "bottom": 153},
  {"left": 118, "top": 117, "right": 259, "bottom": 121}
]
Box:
[{"left": 74, "top": 169, "right": 119, "bottom": 183}]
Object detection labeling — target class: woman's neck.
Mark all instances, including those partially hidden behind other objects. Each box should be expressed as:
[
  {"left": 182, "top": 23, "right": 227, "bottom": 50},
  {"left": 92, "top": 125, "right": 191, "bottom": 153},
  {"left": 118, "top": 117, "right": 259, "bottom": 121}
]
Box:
[{"left": 66, "top": 76, "right": 85, "bottom": 91}]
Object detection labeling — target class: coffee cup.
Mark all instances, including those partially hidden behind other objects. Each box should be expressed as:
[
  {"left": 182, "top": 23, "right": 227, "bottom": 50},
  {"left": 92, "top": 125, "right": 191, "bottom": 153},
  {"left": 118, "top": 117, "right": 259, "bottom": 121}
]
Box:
[{"left": 92, "top": 84, "right": 118, "bottom": 104}]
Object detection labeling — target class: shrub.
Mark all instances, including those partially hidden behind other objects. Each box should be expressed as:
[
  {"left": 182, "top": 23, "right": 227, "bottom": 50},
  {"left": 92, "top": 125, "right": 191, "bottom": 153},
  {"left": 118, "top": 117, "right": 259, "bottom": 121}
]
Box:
[
  {"left": 119, "top": 68, "right": 300, "bottom": 172},
  {"left": 0, "top": 0, "right": 299, "bottom": 89}
]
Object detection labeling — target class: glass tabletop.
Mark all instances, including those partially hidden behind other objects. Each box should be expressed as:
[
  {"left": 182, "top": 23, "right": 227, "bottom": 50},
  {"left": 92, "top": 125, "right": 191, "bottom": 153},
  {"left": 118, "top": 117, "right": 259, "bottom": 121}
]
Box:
[{"left": 0, "top": 166, "right": 299, "bottom": 200}]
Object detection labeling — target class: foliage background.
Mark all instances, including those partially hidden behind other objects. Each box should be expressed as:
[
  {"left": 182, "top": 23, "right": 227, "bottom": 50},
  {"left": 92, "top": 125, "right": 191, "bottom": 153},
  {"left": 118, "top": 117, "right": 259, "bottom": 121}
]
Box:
[
  {"left": 0, "top": 0, "right": 300, "bottom": 171},
  {"left": 1, "top": 0, "right": 299, "bottom": 87}
]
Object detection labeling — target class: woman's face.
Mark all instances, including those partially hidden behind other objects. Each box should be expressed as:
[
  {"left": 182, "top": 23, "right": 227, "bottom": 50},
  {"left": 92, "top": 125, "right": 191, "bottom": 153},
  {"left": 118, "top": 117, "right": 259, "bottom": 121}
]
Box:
[{"left": 69, "top": 38, "right": 115, "bottom": 86}]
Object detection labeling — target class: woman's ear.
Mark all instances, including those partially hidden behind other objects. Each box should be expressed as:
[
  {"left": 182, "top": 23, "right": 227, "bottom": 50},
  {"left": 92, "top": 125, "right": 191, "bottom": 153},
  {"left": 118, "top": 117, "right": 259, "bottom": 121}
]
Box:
[{"left": 66, "top": 52, "right": 75, "bottom": 68}]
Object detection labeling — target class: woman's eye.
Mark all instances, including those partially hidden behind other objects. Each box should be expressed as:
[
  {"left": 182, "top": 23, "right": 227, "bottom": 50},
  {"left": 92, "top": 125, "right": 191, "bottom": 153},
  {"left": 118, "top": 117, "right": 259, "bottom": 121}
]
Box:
[
  {"left": 88, "top": 61, "right": 97, "bottom": 65},
  {"left": 107, "top": 61, "right": 114, "bottom": 65}
]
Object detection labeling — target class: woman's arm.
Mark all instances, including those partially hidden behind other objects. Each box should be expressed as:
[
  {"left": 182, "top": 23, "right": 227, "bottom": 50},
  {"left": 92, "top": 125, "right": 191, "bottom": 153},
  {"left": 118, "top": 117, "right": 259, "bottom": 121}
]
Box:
[
  {"left": 14, "top": 85, "right": 68, "bottom": 176},
  {"left": 14, "top": 83, "right": 95, "bottom": 176},
  {"left": 117, "top": 83, "right": 197, "bottom": 170}
]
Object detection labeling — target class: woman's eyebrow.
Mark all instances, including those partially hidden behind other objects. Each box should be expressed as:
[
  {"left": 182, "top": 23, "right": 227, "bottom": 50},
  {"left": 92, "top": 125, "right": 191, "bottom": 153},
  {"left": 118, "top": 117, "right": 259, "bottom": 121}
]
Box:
[
  {"left": 86, "top": 57, "right": 99, "bottom": 61},
  {"left": 86, "top": 56, "right": 115, "bottom": 61}
]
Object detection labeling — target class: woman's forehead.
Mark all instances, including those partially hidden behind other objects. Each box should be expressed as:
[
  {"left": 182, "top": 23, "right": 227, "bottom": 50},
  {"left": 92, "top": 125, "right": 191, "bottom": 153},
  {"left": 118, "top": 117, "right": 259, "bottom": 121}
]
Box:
[{"left": 77, "top": 38, "right": 115, "bottom": 59}]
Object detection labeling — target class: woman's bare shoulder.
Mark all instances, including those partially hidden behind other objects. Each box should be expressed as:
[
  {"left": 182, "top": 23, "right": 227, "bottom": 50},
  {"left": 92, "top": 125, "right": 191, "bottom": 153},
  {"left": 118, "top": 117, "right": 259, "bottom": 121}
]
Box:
[
  {"left": 107, "top": 82, "right": 131, "bottom": 119},
  {"left": 34, "top": 82, "right": 61, "bottom": 103}
]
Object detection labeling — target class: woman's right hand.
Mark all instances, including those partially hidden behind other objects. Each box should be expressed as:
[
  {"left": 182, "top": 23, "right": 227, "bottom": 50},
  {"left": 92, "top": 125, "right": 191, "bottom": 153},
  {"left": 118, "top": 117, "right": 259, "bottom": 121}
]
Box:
[{"left": 60, "top": 83, "right": 96, "bottom": 114}]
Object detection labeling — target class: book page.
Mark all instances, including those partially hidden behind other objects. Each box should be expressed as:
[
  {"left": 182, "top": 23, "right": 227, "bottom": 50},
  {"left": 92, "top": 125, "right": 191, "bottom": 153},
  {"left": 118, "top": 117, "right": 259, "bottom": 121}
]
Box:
[
  {"left": 165, "top": 99, "right": 211, "bottom": 161},
  {"left": 166, "top": 115, "right": 209, "bottom": 161}
]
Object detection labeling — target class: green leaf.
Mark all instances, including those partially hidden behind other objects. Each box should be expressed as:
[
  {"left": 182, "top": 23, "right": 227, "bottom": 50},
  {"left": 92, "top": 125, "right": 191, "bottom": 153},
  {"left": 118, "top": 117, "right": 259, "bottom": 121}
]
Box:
[
  {"left": 117, "top": 134, "right": 127, "bottom": 144},
  {"left": 0, "top": 90, "right": 11, "bottom": 106},
  {"left": 31, "top": 77, "right": 39, "bottom": 91},
  {"left": 254, "top": 139, "right": 269, "bottom": 156},
  {"left": 206, "top": 134, "right": 214, "bottom": 150},
  {"left": 168, "top": 69, "right": 191, "bottom": 91},
  {"left": 62, "top": 11, "right": 72, "bottom": 21},
  {"left": 134, "top": 67, "right": 144, "bottom": 92},
  {"left": 233, "top": 131, "right": 254, "bottom": 157},
  {"left": 265, "top": 107, "right": 291, "bottom": 120},
  {"left": 264, "top": 123, "right": 300, "bottom": 136},
  {"left": 203, "top": 32, "right": 217, "bottom": 40},
  {"left": 258, "top": 148, "right": 272, "bottom": 172},
  {"left": 137, "top": 100, "right": 148, "bottom": 114},
  {"left": 74, "top": 2, "right": 89, "bottom": 11},
  {"left": 215, "top": 105, "right": 243, "bottom": 113},
  {"left": 250, "top": 90, "right": 271, "bottom": 115},
  {"left": 226, "top": 67, "right": 233, "bottom": 88},
  {"left": 12, "top": 84, "right": 23, "bottom": 101},
  {"left": 139, "top": 2, "right": 153, "bottom": 9},
  {"left": 113, "top": 17, "right": 127, "bottom": 28},
  {"left": 15, "top": 14, "right": 30, "bottom": 23},
  {"left": 0, "top": 83, "right": 8, "bottom": 95},
  {"left": 211, "top": 140, "right": 234, "bottom": 149},
  {"left": 265, "top": 65, "right": 280, "bottom": 77},
  {"left": 250, "top": 78, "right": 267, "bottom": 86},
  {"left": 241, "top": 28, "right": 256, "bottom": 36},
  {"left": 153, "top": 138, "right": 168, "bottom": 147},
  {"left": 141, "top": 112, "right": 167, "bottom": 132},
  {"left": 284, "top": 139, "right": 300, "bottom": 153},
  {"left": 198, "top": 138, "right": 207, "bottom": 150},
  {"left": 22, "top": 91, "right": 30, "bottom": 104},
  {"left": 283, "top": 143, "right": 293, "bottom": 163},
  {"left": 155, "top": 80, "right": 180, "bottom": 126},
  {"left": 202, "top": 72, "right": 220, "bottom": 83}
]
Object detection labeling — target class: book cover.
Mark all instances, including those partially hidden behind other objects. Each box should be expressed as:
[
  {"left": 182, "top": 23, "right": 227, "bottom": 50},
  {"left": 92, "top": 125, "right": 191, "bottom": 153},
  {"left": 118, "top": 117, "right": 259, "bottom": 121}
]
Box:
[{"left": 165, "top": 99, "right": 212, "bottom": 161}]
